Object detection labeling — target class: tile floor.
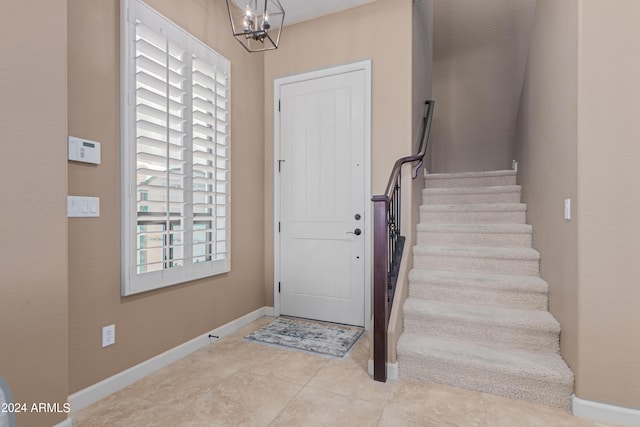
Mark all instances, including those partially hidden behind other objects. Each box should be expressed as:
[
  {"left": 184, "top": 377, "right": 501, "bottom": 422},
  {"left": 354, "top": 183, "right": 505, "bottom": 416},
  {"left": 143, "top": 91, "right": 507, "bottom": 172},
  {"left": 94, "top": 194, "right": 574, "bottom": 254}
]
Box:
[{"left": 73, "top": 317, "right": 618, "bottom": 427}]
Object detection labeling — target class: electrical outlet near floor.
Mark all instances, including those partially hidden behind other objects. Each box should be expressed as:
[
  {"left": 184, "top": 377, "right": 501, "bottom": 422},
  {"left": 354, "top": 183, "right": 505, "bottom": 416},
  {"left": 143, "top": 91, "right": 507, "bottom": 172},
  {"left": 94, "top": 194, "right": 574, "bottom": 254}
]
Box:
[{"left": 102, "top": 324, "right": 115, "bottom": 347}]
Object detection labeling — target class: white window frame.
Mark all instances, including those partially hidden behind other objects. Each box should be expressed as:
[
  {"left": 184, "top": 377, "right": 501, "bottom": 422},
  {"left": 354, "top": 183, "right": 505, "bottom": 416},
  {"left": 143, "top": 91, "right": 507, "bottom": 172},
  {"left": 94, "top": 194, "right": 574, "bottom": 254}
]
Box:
[{"left": 120, "top": 0, "right": 231, "bottom": 296}]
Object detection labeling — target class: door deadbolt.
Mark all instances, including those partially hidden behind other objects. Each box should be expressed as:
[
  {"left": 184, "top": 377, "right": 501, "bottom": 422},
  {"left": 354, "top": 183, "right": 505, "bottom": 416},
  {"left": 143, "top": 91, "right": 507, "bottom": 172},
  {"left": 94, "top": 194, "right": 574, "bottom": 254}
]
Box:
[{"left": 354, "top": 214, "right": 361, "bottom": 220}]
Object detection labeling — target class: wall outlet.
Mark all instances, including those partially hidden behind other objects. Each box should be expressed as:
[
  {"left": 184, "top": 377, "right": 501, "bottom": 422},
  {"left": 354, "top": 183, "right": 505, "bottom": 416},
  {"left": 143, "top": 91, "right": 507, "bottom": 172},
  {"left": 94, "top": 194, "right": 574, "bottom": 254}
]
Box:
[
  {"left": 102, "top": 324, "right": 115, "bottom": 347},
  {"left": 512, "top": 159, "right": 518, "bottom": 172}
]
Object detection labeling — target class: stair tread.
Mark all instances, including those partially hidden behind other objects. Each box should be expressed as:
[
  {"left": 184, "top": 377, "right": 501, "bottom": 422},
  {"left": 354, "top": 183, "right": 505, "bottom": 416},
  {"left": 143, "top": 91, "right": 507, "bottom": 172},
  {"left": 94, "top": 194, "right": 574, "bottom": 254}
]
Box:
[
  {"left": 423, "top": 185, "right": 521, "bottom": 195},
  {"left": 403, "top": 298, "right": 560, "bottom": 332},
  {"left": 414, "top": 244, "right": 540, "bottom": 260},
  {"left": 409, "top": 269, "right": 548, "bottom": 293},
  {"left": 425, "top": 170, "right": 517, "bottom": 180},
  {"left": 417, "top": 223, "right": 532, "bottom": 234},
  {"left": 403, "top": 169, "right": 572, "bottom": 408},
  {"left": 398, "top": 333, "right": 573, "bottom": 382},
  {"left": 421, "top": 203, "right": 526, "bottom": 212}
]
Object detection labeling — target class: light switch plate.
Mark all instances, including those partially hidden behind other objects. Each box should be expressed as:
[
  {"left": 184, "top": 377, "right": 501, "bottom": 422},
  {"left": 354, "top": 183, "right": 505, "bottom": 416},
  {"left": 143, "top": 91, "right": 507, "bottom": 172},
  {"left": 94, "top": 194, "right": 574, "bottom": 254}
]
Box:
[
  {"left": 68, "top": 196, "right": 100, "bottom": 217},
  {"left": 564, "top": 199, "right": 571, "bottom": 220}
]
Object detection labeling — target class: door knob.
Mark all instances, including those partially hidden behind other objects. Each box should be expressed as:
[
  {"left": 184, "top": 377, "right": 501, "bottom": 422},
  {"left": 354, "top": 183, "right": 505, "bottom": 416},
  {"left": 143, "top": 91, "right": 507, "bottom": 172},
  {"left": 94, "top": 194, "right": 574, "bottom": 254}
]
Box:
[{"left": 346, "top": 228, "right": 362, "bottom": 236}]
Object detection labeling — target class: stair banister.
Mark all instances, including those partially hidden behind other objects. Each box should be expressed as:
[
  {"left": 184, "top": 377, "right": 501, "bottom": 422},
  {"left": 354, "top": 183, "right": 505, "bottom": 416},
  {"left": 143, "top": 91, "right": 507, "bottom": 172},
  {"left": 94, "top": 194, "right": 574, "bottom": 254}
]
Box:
[{"left": 372, "top": 99, "right": 435, "bottom": 382}]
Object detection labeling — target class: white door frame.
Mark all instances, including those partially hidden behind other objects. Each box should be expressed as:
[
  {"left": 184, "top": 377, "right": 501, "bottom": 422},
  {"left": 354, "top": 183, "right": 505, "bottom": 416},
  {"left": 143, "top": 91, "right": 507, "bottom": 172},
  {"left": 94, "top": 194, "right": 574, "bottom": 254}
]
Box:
[{"left": 273, "top": 60, "right": 372, "bottom": 330}]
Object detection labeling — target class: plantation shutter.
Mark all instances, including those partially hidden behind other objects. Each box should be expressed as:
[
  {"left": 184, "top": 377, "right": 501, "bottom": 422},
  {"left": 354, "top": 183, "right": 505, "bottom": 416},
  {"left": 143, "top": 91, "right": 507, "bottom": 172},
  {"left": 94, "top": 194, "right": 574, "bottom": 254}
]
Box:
[
  {"left": 191, "top": 53, "right": 230, "bottom": 264},
  {"left": 135, "top": 22, "right": 188, "bottom": 274},
  {"left": 122, "top": 0, "right": 230, "bottom": 295}
]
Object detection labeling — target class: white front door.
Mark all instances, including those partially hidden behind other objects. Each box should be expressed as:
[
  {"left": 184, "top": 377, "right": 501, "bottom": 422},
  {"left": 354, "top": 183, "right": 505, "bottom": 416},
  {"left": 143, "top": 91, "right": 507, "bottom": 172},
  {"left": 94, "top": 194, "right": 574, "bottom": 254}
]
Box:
[{"left": 277, "top": 66, "right": 368, "bottom": 327}]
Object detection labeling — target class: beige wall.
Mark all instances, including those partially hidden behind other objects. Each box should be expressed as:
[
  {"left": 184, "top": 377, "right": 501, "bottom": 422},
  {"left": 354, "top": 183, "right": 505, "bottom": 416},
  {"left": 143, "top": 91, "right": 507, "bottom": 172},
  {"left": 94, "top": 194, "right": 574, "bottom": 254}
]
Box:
[
  {"left": 513, "top": 0, "right": 580, "bottom": 379},
  {"left": 411, "top": 0, "right": 434, "bottom": 249},
  {"left": 515, "top": 0, "right": 640, "bottom": 409},
  {"left": 386, "top": 0, "right": 435, "bottom": 363},
  {"left": 415, "top": 0, "right": 435, "bottom": 174},
  {"left": 262, "top": 0, "right": 414, "bottom": 307},
  {"left": 576, "top": 0, "right": 640, "bottom": 408},
  {"left": 431, "top": 0, "right": 536, "bottom": 173},
  {"left": 388, "top": 0, "right": 435, "bottom": 364},
  {"left": 67, "top": 0, "right": 266, "bottom": 393},
  {"left": 0, "top": 1, "right": 69, "bottom": 426}
]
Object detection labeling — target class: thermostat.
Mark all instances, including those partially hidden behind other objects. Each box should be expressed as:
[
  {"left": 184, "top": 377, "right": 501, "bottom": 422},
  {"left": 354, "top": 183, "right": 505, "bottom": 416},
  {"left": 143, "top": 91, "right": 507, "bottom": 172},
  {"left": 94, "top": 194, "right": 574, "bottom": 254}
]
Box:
[{"left": 68, "top": 136, "right": 101, "bottom": 164}]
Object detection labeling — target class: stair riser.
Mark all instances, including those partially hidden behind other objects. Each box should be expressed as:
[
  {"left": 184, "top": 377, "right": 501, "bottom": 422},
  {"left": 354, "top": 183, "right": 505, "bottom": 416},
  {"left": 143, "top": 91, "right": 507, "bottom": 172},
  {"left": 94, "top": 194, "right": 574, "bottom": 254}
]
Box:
[
  {"left": 423, "top": 191, "right": 521, "bottom": 205},
  {"left": 399, "top": 355, "right": 572, "bottom": 409},
  {"left": 409, "top": 282, "right": 548, "bottom": 311},
  {"left": 420, "top": 210, "right": 526, "bottom": 224},
  {"left": 417, "top": 230, "right": 532, "bottom": 247},
  {"left": 414, "top": 254, "right": 540, "bottom": 276},
  {"left": 403, "top": 316, "right": 559, "bottom": 354},
  {"left": 403, "top": 170, "right": 573, "bottom": 408},
  {"left": 425, "top": 175, "right": 516, "bottom": 189}
]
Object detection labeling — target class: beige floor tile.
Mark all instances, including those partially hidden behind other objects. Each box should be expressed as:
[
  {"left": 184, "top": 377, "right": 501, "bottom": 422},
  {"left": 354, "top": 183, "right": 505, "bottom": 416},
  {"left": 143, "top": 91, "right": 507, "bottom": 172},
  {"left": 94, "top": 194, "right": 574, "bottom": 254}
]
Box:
[
  {"left": 387, "top": 379, "right": 487, "bottom": 427},
  {"left": 346, "top": 332, "right": 370, "bottom": 361},
  {"left": 159, "top": 418, "right": 226, "bottom": 427},
  {"left": 122, "top": 352, "right": 236, "bottom": 409},
  {"left": 592, "top": 422, "right": 628, "bottom": 427},
  {"left": 241, "top": 341, "right": 329, "bottom": 385},
  {"left": 73, "top": 394, "right": 167, "bottom": 427},
  {"left": 182, "top": 370, "right": 302, "bottom": 427},
  {"left": 270, "top": 387, "right": 383, "bottom": 427},
  {"left": 378, "top": 404, "right": 429, "bottom": 427},
  {"left": 305, "top": 356, "right": 392, "bottom": 405},
  {"left": 483, "top": 393, "right": 596, "bottom": 427},
  {"left": 192, "top": 335, "right": 276, "bottom": 374},
  {"left": 72, "top": 318, "right": 620, "bottom": 427},
  {"left": 379, "top": 403, "right": 487, "bottom": 427},
  {"left": 173, "top": 345, "right": 243, "bottom": 376}
]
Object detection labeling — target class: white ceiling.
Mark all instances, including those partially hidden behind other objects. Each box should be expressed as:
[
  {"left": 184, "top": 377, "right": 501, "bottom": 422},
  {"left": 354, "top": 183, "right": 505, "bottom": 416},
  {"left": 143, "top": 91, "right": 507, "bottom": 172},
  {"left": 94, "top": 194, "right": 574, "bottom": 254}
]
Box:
[{"left": 278, "top": 0, "right": 378, "bottom": 26}]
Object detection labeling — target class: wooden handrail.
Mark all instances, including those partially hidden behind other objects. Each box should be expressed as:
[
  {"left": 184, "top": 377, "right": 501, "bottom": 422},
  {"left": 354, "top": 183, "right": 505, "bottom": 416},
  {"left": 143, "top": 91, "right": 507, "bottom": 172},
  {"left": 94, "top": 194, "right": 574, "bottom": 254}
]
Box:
[
  {"left": 371, "top": 99, "right": 435, "bottom": 382},
  {"left": 382, "top": 100, "right": 435, "bottom": 198}
]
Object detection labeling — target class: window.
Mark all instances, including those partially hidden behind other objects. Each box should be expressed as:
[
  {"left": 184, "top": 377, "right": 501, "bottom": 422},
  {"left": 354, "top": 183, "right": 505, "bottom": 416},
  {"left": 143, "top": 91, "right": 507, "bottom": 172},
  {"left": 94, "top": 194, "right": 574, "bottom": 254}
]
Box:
[{"left": 121, "top": 0, "right": 230, "bottom": 295}]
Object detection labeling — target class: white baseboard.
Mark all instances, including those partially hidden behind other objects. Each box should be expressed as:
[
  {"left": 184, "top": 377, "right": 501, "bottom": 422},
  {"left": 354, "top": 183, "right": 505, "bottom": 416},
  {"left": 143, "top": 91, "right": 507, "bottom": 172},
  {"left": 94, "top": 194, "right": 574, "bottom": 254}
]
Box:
[
  {"left": 264, "top": 306, "right": 275, "bottom": 317},
  {"left": 52, "top": 417, "right": 73, "bottom": 427},
  {"left": 573, "top": 395, "right": 640, "bottom": 427},
  {"left": 367, "top": 359, "right": 399, "bottom": 381},
  {"left": 69, "top": 307, "right": 273, "bottom": 413}
]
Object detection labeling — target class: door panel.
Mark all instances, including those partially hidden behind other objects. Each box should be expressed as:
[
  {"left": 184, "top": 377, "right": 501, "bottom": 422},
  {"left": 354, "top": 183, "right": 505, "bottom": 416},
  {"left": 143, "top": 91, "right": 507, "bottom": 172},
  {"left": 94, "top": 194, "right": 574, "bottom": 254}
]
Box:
[{"left": 279, "top": 70, "right": 365, "bottom": 326}]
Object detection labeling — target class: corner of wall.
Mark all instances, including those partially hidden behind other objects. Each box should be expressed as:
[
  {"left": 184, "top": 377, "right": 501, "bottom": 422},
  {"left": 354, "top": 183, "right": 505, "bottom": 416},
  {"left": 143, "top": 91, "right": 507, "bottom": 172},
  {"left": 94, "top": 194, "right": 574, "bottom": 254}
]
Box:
[
  {"left": 0, "top": 1, "right": 70, "bottom": 425},
  {"left": 512, "top": 0, "right": 580, "bottom": 381}
]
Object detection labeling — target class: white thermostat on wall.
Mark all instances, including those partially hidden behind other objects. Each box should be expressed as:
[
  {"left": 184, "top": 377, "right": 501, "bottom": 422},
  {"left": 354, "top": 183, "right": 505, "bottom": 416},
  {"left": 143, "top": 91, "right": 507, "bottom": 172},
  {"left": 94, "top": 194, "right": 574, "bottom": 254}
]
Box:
[{"left": 68, "top": 136, "right": 101, "bottom": 164}]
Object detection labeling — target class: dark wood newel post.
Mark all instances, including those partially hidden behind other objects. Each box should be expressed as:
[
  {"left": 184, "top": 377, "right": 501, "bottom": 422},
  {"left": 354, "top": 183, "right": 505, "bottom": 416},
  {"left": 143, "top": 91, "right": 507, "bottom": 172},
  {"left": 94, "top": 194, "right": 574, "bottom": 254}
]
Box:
[{"left": 372, "top": 194, "right": 389, "bottom": 382}]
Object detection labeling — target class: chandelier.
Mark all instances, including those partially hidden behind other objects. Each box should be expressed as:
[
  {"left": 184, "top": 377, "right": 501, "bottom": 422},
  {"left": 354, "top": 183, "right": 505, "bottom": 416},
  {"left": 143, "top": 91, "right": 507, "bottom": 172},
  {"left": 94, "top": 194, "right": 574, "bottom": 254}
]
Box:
[{"left": 225, "top": 0, "right": 285, "bottom": 52}]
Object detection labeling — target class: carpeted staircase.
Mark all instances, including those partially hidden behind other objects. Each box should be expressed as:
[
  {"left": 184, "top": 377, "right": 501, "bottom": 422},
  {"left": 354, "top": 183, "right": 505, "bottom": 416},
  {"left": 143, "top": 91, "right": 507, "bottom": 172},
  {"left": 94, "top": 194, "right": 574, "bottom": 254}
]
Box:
[{"left": 397, "top": 170, "right": 574, "bottom": 409}]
